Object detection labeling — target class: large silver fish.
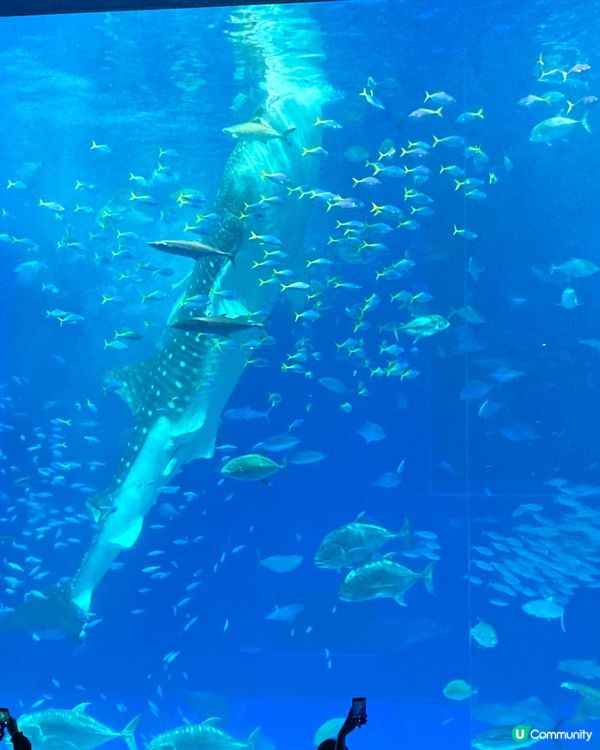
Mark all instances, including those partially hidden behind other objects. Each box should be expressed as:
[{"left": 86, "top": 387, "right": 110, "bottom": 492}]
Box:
[
  {"left": 315, "top": 514, "right": 410, "bottom": 570},
  {"left": 147, "top": 718, "right": 258, "bottom": 750},
  {"left": 19, "top": 704, "right": 139, "bottom": 750}
]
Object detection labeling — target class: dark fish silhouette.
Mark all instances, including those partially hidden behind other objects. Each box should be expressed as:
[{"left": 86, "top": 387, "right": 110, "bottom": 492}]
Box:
[
  {"left": 149, "top": 240, "right": 235, "bottom": 261},
  {"left": 170, "top": 315, "right": 264, "bottom": 336}
]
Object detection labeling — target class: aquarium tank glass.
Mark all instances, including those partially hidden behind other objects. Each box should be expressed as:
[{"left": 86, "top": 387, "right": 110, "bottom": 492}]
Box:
[{"left": 1, "top": 0, "right": 599, "bottom": 749}]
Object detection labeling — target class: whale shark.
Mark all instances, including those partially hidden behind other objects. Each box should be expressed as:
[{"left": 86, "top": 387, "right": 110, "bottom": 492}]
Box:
[{"left": 0, "top": 5, "right": 331, "bottom": 640}]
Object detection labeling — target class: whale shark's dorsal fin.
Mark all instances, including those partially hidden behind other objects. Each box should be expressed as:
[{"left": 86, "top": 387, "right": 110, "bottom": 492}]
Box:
[
  {"left": 73, "top": 703, "right": 91, "bottom": 713},
  {"left": 108, "top": 357, "right": 158, "bottom": 415}
]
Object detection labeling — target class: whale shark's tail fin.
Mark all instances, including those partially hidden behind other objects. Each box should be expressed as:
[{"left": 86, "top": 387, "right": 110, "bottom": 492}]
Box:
[{"left": 0, "top": 581, "right": 86, "bottom": 641}]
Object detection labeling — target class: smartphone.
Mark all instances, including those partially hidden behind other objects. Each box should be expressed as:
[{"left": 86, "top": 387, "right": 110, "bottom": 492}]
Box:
[
  {"left": 0, "top": 708, "right": 10, "bottom": 726},
  {"left": 351, "top": 696, "right": 367, "bottom": 725}
]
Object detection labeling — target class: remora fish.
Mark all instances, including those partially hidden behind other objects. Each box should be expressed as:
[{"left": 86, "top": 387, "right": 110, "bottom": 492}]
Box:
[
  {"left": 223, "top": 119, "right": 296, "bottom": 142},
  {"left": 149, "top": 240, "right": 235, "bottom": 262},
  {"left": 1, "top": 6, "right": 330, "bottom": 639},
  {"left": 19, "top": 704, "right": 139, "bottom": 750},
  {"left": 170, "top": 316, "right": 263, "bottom": 337}
]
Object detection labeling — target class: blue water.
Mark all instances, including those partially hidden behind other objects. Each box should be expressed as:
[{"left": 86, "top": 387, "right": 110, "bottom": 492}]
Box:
[{"left": 1, "top": 0, "right": 600, "bottom": 748}]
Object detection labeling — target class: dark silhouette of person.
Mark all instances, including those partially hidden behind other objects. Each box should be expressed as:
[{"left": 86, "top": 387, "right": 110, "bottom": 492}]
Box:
[
  {"left": 318, "top": 710, "right": 361, "bottom": 750},
  {"left": 2, "top": 715, "right": 32, "bottom": 750}
]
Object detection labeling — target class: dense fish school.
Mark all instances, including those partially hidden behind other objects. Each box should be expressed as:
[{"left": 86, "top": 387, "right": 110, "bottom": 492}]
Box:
[{"left": 1, "top": 1, "right": 599, "bottom": 749}]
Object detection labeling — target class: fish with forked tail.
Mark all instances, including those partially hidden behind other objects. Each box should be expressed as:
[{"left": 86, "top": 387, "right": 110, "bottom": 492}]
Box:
[
  {"left": 339, "top": 557, "right": 435, "bottom": 605},
  {"left": 147, "top": 718, "right": 262, "bottom": 750},
  {"left": 170, "top": 316, "right": 264, "bottom": 337},
  {"left": 0, "top": 581, "right": 85, "bottom": 641},
  {"left": 223, "top": 119, "right": 296, "bottom": 142},
  {"left": 19, "top": 704, "right": 139, "bottom": 750},
  {"left": 315, "top": 513, "right": 410, "bottom": 570},
  {"left": 149, "top": 240, "right": 235, "bottom": 262}
]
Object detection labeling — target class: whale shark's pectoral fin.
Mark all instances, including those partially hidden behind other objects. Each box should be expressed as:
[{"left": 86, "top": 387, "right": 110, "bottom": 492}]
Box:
[
  {"left": 0, "top": 581, "right": 86, "bottom": 641},
  {"left": 212, "top": 293, "right": 251, "bottom": 319},
  {"left": 86, "top": 487, "right": 116, "bottom": 524},
  {"left": 107, "top": 355, "right": 158, "bottom": 415},
  {"left": 108, "top": 516, "right": 144, "bottom": 550}
]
